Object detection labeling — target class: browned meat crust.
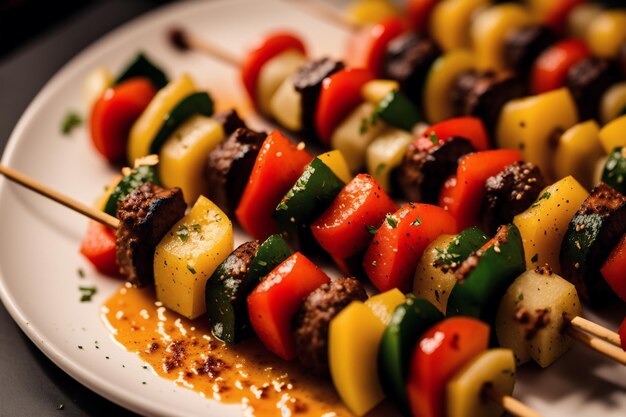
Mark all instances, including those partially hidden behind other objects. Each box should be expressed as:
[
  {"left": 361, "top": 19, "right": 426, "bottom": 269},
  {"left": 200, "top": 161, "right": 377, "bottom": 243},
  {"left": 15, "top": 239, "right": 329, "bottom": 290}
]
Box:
[
  {"left": 206, "top": 127, "right": 267, "bottom": 215},
  {"left": 116, "top": 182, "right": 186, "bottom": 287},
  {"left": 292, "top": 278, "right": 367, "bottom": 376}
]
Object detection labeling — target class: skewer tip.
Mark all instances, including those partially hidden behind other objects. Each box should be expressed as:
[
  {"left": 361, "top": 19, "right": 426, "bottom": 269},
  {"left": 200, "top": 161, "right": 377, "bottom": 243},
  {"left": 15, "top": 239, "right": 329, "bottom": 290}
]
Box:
[{"left": 168, "top": 27, "right": 191, "bottom": 52}]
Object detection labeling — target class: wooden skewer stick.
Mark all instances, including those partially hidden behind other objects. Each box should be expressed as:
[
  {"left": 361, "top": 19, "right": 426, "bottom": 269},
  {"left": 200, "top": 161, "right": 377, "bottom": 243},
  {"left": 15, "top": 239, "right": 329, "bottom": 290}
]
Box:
[
  {"left": 0, "top": 164, "right": 119, "bottom": 230},
  {"left": 483, "top": 384, "right": 545, "bottom": 417},
  {"left": 169, "top": 27, "right": 242, "bottom": 67},
  {"left": 566, "top": 326, "right": 626, "bottom": 366},
  {"left": 564, "top": 312, "right": 622, "bottom": 347}
]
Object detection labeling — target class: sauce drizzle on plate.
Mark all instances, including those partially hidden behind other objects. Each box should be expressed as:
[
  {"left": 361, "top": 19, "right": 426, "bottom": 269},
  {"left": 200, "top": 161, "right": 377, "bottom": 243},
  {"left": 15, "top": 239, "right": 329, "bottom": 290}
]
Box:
[{"left": 101, "top": 284, "right": 352, "bottom": 416}]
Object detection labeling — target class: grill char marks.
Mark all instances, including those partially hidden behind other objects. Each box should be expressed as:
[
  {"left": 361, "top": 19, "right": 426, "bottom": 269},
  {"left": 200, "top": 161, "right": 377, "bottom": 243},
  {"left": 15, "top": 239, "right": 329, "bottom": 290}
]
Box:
[
  {"left": 206, "top": 127, "right": 267, "bottom": 215},
  {"left": 116, "top": 182, "right": 186, "bottom": 287}
]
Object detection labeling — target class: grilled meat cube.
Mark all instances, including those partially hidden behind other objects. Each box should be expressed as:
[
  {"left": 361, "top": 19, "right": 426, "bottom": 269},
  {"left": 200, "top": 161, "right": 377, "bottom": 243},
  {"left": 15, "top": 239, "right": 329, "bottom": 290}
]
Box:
[
  {"left": 212, "top": 108, "right": 247, "bottom": 136},
  {"left": 116, "top": 182, "right": 186, "bottom": 287},
  {"left": 483, "top": 161, "right": 546, "bottom": 235},
  {"left": 504, "top": 25, "right": 558, "bottom": 74},
  {"left": 206, "top": 127, "right": 267, "bottom": 215},
  {"left": 451, "top": 70, "right": 527, "bottom": 142},
  {"left": 383, "top": 33, "right": 441, "bottom": 105},
  {"left": 293, "top": 57, "right": 344, "bottom": 136},
  {"left": 397, "top": 137, "right": 475, "bottom": 204},
  {"left": 292, "top": 277, "right": 367, "bottom": 376},
  {"left": 566, "top": 58, "right": 621, "bottom": 121}
]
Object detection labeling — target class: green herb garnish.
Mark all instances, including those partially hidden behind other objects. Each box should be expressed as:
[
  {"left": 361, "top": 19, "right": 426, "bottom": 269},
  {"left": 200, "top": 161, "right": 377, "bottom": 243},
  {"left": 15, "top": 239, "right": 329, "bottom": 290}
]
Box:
[
  {"left": 366, "top": 225, "right": 378, "bottom": 235},
  {"left": 187, "top": 264, "right": 197, "bottom": 274},
  {"left": 531, "top": 191, "right": 551, "bottom": 208},
  {"left": 411, "top": 216, "right": 422, "bottom": 227},
  {"left": 429, "top": 132, "right": 438, "bottom": 145},
  {"left": 79, "top": 286, "right": 97, "bottom": 302},
  {"left": 61, "top": 111, "right": 83, "bottom": 135},
  {"left": 176, "top": 225, "right": 189, "bottom": 242},
  {"left": 386, "top": 214, "right": 398, "bottom": 228}
]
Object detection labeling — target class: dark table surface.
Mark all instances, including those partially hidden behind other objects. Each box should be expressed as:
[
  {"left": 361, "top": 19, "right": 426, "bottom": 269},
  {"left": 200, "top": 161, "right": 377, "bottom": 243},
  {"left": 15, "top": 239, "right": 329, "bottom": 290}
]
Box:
[{"left": 0, "top": 2, "right": 170, "bottom": 415}]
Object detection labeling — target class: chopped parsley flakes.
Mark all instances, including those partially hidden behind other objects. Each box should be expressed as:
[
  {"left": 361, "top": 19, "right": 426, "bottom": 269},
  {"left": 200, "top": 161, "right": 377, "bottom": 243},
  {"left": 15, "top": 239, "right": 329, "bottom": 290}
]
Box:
[
  {"left": 176, "top": 225, "right": 189, "bottom": 242},
  {"left": 79, "top": 286, "right": 97, "bottom": 302},
  {"left": 531, "top": 191, "right": 551, "bottom": 208},
  {"left": 61, "top": 111, "right": 83, "bottom": 135},
  {"left": 385, "top": 214, "right": 398, "bottom": 228}
]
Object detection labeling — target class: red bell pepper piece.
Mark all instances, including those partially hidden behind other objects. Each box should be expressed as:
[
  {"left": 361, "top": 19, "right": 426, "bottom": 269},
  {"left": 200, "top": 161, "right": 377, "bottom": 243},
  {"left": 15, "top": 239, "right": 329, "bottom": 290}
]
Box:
[
  {"left": 407, "top": 317, "right": 490, "bottom": 417},
  {"left": 601, "top": 233, "right": 626, "bottom": 302},
  {"left": 407, "top": 0, "right": 439, "bottom": 33},
  {"left": 315, "top": 68, "right": 373, "bottom": 144},
  {"left": 445, "top": 149, "right": 522, "bottom": 230},
  {"left": 618, "top": 318, "right": 626, "bottom": 350},
  {"left": 544, "top": 0, "right": 584, "bottom": 34},
  {"left": 415, "top": 117, "right": 490, "bottom": 152},
  {"left": 90, "top": 77, "right": 156, "bottom": 163},
  {"left": 79, "top": 221, "right": 119, "bottom": 277},
  {"left": 241, "top": 32, "right": 306, "bottom": 107},
  {"left": 531, "top": 39, "right": 590, "bottom": 95},
  {"left": 247, "top": 252, "right": 330, "bottom": 360},
  {"left": 363, "top": 203, "right": 457, "bottom": 293},
  {"left": 235, "top": 130, "right": 313, "bottom": 240},
  {"left": 345, "top": 17, "right": 406, "bottom": 78},
  {"left": 311, "top": 173, "right": 397, "bottom": 260}
]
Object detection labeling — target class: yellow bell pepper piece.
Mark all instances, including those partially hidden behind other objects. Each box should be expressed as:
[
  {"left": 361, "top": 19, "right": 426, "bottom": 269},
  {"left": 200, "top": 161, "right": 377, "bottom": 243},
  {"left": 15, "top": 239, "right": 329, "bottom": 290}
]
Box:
[
  {"left": 364, "top": 288, "right": 405, "bottom": 325},
  {"left": 423, "top": 49, "right": 474, "bottom": 122},
  {"left": 599, "top": 115, "right": 626, "bottom": 154},
  {"left": 471, "top": 4, "right": 534, "bottom": 71},
  {"left": 366, "top": 128, "right": 413, "bottom": 193},
  {"left": 317, "top": 150, "right": 353, "bottom": 184},
  {"left": 128, "top": 74, "right": 196, "bottom": 163},
  {"left": 154, "top": 196, "right": 233, "bottom": 319},
  {"left": 553, "top": 121, "right": 603, "bottom": 190},
  {"left": 430, "top": 0, "right": 489, "bottom": 51},
  {"left": 587, "top": 10, "right": 626, "bottom": 58},
  {"left": 513, "top": 176, "right": 588, "bottom": 273},
  {"left": 329, "top": 301, "right": 386, "bottom": 416},
  {"left": 496, "top": 88, "right": 578, "bottom": 182},
  {"left": 159, "top": 115, "right": 225, "bottom": 205},
  {"left": 346, "top": 0, "right": 398, "bottom": 25},
  {"left": 362, "top": 79, "right": 400, "bottom": 104},
  {"left": 601, "top": 83, "right": 626, "bottom": 124},
  {"left": 446, "top": 349, "right": 516, "bottom": 417}
]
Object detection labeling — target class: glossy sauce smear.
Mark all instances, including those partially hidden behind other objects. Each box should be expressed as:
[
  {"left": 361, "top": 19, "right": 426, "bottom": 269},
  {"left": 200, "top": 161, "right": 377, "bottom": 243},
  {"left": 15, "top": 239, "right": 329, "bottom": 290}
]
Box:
[{"left": 101, "top": 284, "right": 352, "bottom": 416}]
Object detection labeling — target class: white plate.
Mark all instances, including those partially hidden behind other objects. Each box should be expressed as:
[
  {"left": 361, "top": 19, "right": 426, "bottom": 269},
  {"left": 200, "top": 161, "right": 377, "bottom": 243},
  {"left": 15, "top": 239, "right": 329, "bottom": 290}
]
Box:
[{"left": 0, "top": 1, "right": 625, "bottom": 416}]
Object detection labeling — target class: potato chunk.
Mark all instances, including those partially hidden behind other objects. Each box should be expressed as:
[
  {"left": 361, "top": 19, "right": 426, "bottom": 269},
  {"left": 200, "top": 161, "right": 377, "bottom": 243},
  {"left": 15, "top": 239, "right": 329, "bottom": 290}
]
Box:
[
  {"left": 496, "top": 268, "right": 582, "bottom": 367},
  {"left": 412, "top": 234, "right": 456, "bottom": 312},
  {"left": 446, "top": 349, "right": 516, "bottom": 417},
  {"left": 154, "top": 196, "right": 233, "bottom": 319}
]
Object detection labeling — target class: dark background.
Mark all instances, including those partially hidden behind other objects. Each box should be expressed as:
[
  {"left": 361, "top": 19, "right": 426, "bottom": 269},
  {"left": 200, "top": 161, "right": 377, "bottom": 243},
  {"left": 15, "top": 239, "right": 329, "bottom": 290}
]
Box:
[{"left": 0, "top": 1, "right": 169, "bottom": 415}]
